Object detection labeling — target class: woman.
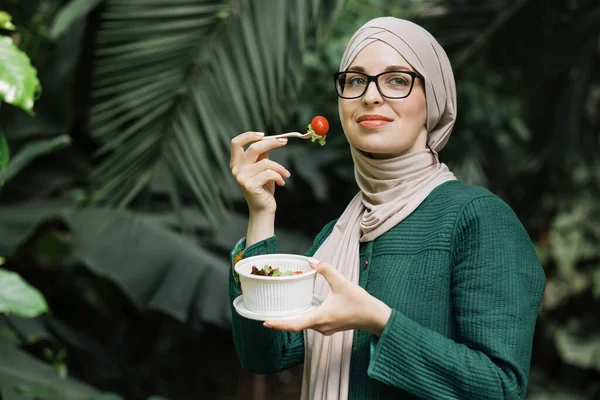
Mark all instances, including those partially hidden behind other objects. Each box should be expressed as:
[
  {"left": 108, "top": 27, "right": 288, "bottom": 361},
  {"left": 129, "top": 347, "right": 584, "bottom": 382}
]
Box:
[{"left": 228, "top": 17, "right": 545, "bottom": 400}]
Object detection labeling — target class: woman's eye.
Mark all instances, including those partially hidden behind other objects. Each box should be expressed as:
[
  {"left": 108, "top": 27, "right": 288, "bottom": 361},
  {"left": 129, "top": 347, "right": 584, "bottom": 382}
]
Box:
[
  {"left": 388, "top": 76, "right": 409, "bottom": 86},
  {"left": 348, "top": 76, "right": 366, "bottom": 86}
]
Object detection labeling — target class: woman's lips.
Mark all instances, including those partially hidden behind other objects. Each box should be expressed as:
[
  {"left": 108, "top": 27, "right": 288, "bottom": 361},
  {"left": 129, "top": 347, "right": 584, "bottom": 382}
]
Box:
[
  {"left": 357, "top": 115, "right": 393, "bottom": 129},
  {"left": 358, "top": 119, "right": 392, "bottom": 128}
]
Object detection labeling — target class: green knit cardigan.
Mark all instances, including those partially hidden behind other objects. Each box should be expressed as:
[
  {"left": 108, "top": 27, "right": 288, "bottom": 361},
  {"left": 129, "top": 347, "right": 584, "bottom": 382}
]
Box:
[{"left": 229, "top": 181, "right": 546, "bottom": 399}]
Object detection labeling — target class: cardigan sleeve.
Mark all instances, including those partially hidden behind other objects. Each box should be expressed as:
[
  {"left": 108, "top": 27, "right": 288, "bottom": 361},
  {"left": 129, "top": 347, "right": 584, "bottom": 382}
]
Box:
[
  {"left": 367, "top": 195, "right": 546, "bottom": 399},
  {"left": 230, "top": 220, "right": 337, "bottom": 374}
]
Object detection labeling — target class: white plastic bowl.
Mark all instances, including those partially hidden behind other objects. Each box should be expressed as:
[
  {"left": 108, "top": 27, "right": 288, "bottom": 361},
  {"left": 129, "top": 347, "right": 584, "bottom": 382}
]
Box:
[{"left": 234, "top": 254, "right": 316, "bottom": 316}]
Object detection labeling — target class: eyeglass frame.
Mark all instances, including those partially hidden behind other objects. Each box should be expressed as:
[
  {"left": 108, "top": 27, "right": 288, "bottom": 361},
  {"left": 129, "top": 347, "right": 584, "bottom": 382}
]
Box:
[{"left": 332, "top": 70, "right": 425, "bottom": 99}]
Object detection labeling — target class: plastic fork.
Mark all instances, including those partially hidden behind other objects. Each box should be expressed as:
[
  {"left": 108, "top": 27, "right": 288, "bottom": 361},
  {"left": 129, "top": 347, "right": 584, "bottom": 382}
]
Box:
[{"left": 262, "top": 132, "right": 311, "bottom": 140}]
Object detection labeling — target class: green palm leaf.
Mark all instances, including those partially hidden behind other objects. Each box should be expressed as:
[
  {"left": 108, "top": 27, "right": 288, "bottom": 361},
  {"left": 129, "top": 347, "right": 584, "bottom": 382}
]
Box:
[{"left": 90, "top": 0, "right": 343, "bottom": 222}]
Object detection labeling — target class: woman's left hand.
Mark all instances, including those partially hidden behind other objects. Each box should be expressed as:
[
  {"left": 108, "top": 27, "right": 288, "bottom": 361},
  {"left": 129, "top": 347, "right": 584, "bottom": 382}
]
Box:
[{"left": 263, "top": 258, "right": 392, "bottom": 336}]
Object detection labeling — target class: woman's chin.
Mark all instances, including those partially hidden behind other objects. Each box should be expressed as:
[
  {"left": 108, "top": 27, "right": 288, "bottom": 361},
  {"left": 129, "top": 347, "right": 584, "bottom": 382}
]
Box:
[{"left": 355, "top": 147, "right": 400, "bottom": 159}]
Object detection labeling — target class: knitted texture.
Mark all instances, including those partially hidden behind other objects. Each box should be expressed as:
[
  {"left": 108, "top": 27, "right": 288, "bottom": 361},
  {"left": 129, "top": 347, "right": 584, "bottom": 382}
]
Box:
[{"left": 229, "top": 181, "right": 546, "bottom": 399}]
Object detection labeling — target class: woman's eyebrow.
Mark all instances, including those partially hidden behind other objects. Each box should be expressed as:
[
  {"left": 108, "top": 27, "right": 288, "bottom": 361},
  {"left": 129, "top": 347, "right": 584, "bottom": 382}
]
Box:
[
  {"left": 346, "top": 65, "right": 414, "bottom": 73},
  {"left": 347, "top": 66, "right": 366, "bottom": 72},
  {"left": 384, "top": 65, "right": 412, "bottom": 72}
]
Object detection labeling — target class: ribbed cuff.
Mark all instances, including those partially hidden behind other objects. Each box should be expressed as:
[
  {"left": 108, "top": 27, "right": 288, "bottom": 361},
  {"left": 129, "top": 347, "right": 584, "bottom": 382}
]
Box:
[
  {"left": 230, "top": 237, "right": 246, "bottom": 290},
  {"left": 230, "top": 236, "right": 278, "bottom": 291},
  {"left": 367, "top": 309, "right": 419, "bottom": 387},
  {"left": 243, "top": 235, "right": 278, "bottom": 257}
]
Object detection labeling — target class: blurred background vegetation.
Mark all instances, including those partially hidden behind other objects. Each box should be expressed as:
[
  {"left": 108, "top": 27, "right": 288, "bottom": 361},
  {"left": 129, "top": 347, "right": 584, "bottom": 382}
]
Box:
[{"left": 0, "top": 0, "right": 599, "bottom": 399}]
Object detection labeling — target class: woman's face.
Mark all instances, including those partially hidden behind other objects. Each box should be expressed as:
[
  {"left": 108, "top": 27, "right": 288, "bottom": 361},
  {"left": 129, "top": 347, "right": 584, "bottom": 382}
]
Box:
[{"left": 339, "top": 41, "right": 428, "bottom": 158}]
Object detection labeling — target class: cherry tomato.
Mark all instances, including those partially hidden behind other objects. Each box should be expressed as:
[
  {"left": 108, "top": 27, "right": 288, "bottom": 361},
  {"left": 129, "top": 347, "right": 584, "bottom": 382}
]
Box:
[
  {"left": 311, "top": 116, "right": 329, "bottom": 137},
  {"left": 294, "top": 271, "right": 303, "bottom": 275}
]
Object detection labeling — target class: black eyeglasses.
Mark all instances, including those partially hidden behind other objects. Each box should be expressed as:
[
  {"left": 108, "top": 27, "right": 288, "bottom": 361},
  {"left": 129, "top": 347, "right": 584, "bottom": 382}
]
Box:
[{"left": 333, "top": 70, "right": 424, "bottom": 99}]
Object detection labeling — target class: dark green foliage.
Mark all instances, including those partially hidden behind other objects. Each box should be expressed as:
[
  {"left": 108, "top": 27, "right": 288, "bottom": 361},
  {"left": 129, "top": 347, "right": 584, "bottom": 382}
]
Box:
[{"left": 0, "top": 0, "right": 598, "bottom": 399}]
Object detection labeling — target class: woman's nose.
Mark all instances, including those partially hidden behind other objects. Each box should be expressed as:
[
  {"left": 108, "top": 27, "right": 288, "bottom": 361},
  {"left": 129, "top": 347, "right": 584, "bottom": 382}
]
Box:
[{"left": 362, "top": 81, "right": 383, "bottom": 105}]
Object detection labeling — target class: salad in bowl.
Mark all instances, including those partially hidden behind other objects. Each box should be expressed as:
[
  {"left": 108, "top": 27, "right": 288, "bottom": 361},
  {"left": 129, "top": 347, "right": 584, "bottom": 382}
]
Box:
[{"left": 234, "top": 254, "right": 317, "bottom": 316}]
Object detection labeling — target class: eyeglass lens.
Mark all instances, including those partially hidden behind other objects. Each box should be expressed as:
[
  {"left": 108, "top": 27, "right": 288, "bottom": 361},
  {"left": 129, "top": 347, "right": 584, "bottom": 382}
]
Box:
[{"left": 336, "top": 72, "right": 415, "bottom": 99}]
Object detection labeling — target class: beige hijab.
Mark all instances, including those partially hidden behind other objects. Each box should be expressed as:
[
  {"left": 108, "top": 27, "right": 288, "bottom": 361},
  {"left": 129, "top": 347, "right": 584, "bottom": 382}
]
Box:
[{"left": 302, "top": 17, "right": 457, "bottom": 399}]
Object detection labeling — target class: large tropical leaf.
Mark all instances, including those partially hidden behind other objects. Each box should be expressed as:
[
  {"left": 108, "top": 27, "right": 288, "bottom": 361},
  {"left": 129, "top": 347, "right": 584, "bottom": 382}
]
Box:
[
  {"left": 0, "top": 267, "right": 48, "bottom": 317},
  {"left": 0, "top": 4, "right": 88, "bottom": 143},
  {"left": 50, "top": 0, "right": 105, "bottom": 39},
  {"left": 0, "top": 200, "right": 241, "bottom": 398},
  {"left": 64, "top": 206, "right": 232, "bottom": 329},
  {"left": 0, "top": 200, "right": 231, "bottom": 329},
  {"left": 90, "top": 0, "right": 344, "bottom": 220},
  {"left": 0, "top": 315, "right": 50, "bottom": 345},
  {"left": 0, "top": 36, "right": 41, "bottom": 115},
  {"left": 1, "top": 135, "right": 71, "bottom": 184},
  {"left": 0, "top": 340, "right": 107, "bottom": 400}
]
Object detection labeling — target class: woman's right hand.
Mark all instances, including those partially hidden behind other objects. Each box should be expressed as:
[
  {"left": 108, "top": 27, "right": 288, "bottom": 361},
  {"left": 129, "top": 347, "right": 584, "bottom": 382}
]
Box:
[{"left": 230, "top": 131, "right": 290, "bottom": 216}]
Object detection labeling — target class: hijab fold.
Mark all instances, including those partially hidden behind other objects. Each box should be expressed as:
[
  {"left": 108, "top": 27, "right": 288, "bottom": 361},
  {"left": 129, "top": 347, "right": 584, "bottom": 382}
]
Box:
[{"left": 300, "top": 17, "right": 458, "bottom": 400}]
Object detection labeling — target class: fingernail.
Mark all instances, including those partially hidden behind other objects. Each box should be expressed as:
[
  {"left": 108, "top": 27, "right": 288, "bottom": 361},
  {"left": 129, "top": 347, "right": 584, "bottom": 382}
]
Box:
[
  {"left": 255, "top": 132, "right": 265, "bottom": 137},
  {"left": 285, "top": 170, "right": 291, "bottom": 177},
  {"left": 308, "top": 257, "right": 320, "bottom": 265},
  {"left": 277, "top": 138, "right": 288, "bottom": 143},
  {"left": 263, "top": 322, "right": 271, "bottom": 328}
]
